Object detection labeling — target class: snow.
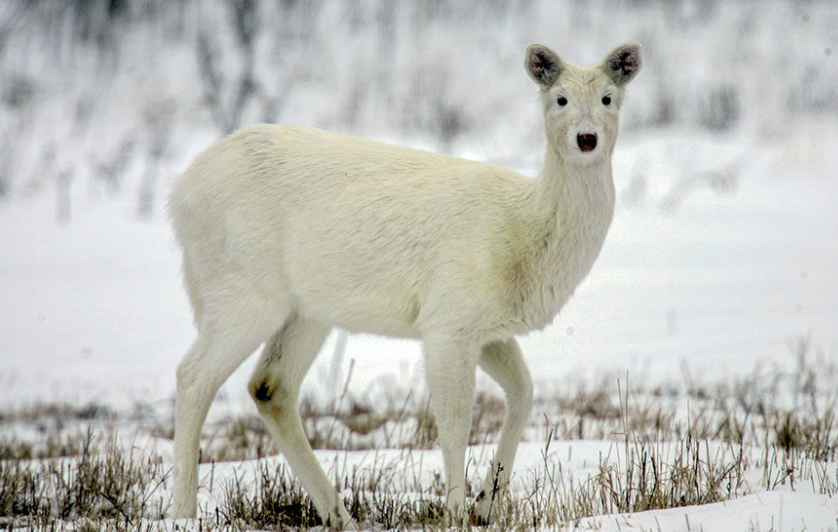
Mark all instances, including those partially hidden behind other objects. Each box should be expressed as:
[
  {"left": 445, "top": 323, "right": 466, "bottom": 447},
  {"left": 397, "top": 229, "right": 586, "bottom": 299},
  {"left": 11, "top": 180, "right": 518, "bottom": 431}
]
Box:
[{"left": 580, "top": 492, "right": 838, "bottom": 532}]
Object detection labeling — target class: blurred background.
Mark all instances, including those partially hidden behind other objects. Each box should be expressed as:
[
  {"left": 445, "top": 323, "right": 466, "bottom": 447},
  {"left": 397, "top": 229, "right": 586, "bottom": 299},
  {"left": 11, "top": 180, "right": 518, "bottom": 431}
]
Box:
[{"left": 0, "top": 0, "right": 836, "bottom": 411}]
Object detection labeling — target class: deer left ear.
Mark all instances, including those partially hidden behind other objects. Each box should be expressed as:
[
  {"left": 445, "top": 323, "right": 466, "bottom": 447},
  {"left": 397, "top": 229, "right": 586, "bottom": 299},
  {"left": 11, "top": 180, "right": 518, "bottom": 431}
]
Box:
[{"left": 603, "top": 42, "right": 642, "bottom": 86}]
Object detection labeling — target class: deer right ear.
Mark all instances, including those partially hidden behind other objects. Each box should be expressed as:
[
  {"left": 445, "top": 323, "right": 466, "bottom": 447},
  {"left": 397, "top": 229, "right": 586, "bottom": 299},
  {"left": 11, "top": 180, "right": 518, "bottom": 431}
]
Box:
[{"left": 525, "top": 44, "right": 563, "bottom": 88}]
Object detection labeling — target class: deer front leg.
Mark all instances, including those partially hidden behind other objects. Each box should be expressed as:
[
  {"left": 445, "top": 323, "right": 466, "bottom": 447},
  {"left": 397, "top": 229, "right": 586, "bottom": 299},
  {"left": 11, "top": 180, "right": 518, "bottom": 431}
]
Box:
[
  {"left": 423, "top": 334, "right": 479, "bottom": 525},
  {"left": 475, "top": 338, "right": 533, "bottom": 524}
]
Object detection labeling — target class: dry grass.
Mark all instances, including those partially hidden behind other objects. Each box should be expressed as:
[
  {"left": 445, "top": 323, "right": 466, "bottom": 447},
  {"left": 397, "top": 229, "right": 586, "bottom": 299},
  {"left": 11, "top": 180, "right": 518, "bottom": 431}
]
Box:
[
  {"left": 202, "top": 414, "right": 279, "bottom": 463},
  {"left": 219, "top": 461, "right": 322, "bottom": 529},
  {"left": 0, "top": 429, "right": 168, "bottom": 529},
  {"left": 0, "top": 337, "right": 836, "bottom": 530},
  {"left": 218, "top": 458, "right": 450, "bottom": 530},
  {"left": 0, "top": 401, "right": 114, "bottom": 426},
  {"left": 0, "top": 430, "right": 86, "bottom": 461}
]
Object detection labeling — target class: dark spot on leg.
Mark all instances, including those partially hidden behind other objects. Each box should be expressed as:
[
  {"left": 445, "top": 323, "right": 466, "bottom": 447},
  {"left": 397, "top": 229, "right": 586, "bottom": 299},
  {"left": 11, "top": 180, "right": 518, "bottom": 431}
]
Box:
[
  {"left": 475, "top": 490, "right": 486, "bottom": 503},
  {"left": 254, "top": 381, "right": 272, "bottom": 402}
]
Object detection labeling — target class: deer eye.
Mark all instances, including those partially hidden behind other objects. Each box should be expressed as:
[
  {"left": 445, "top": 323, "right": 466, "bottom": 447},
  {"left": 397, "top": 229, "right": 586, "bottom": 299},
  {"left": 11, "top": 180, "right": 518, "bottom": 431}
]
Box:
[
  {"left": 557, "top": 96, "right": 568, "bottom": 107},
  {"left": 602, "top": 95, "right": 612, "bottom": 106}
]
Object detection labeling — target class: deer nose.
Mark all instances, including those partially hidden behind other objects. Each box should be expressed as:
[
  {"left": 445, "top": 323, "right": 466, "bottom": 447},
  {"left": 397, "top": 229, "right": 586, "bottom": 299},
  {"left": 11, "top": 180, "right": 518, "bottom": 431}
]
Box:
[{"left": 577, "top": 133, "right": 597, "bottom": 152}]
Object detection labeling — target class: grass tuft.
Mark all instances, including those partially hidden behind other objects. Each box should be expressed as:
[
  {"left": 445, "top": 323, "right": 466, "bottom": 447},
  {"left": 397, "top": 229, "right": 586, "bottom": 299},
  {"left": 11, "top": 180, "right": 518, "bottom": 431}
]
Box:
[{"left": 0, "top": 429, "right": 167, "bottom": 528}]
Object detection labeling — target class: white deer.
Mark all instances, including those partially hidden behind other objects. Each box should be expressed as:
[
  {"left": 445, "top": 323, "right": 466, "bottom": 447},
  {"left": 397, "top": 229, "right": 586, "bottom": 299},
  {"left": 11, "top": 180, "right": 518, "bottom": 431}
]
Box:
[{"left": 169, "top": 42, "right": 642, "bottom": 528}]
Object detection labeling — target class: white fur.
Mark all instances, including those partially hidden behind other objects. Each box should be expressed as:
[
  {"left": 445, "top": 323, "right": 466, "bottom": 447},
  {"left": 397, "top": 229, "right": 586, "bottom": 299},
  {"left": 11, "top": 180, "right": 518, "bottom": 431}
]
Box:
[{"left": 169, "top": 43, "right": 641, "bottom": 528}]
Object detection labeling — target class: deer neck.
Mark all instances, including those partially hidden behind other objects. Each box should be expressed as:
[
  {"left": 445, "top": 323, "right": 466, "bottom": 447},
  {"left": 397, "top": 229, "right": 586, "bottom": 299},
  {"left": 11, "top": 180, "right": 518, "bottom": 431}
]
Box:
[
  {"left": 535, "top": 146, "right": 615, "bottom": 226},
  {"left": 520, "top": 145, "right": 616, "bottom": 322}
]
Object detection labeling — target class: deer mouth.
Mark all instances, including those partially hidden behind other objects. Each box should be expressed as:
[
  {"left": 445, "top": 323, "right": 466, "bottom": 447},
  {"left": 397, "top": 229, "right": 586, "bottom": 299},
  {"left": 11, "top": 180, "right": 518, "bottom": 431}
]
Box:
[{"left": 577, "top": 133, "right": 598, "bottom": 152}]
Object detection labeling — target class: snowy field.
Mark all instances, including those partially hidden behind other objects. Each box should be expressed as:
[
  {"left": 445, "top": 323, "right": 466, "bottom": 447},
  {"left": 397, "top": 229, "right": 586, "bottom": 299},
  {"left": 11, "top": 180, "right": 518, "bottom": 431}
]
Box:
[{"left": 1, "top": 0, "right": 837, "bottom": 530}]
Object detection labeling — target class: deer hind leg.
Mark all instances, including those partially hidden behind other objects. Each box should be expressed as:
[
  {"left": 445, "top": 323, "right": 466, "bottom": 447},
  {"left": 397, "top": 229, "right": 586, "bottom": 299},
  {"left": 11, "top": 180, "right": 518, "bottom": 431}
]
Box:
[
  {"left": 172, "top": 281, "right": 289, "bottom": 519},
  {"left": 248, "top": 316, "right": 355, "bottom": 529},
  {"left": 474, "top": 338, "right": 533, "bottom": 524}
]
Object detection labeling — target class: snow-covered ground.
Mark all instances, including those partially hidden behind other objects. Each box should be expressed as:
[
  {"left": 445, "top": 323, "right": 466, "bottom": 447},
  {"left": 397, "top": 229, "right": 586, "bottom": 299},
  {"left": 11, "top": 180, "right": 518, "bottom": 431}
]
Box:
[
  {"left": 123, "top": 438, "right": 835, "bottom": 531},
  {"left": 581, "top": 492, "right": 838, "bottom": 532}
]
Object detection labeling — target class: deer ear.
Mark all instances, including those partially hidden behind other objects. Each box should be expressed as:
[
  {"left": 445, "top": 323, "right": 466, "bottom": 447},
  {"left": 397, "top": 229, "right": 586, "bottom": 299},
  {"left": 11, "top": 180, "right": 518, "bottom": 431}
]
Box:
[
  {"left": 525, "top": 44, "right": 563, "bottom": 88},
  {"left": 603, "top": 42, "right": 642, "bottom": 86}
]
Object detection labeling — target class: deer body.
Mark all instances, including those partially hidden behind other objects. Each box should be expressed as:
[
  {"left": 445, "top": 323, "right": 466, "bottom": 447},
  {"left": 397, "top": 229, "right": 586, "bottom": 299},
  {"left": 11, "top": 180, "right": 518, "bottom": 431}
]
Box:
[{"left": 170, "top": 43, "right": 641, "bottom": 528}]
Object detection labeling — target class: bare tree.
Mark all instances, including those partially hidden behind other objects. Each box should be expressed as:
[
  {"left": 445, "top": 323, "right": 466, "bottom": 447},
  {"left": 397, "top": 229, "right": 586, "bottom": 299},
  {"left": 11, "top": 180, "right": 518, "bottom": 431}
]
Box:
[
  {"left": 55, "top": 167, "right": 74, "bottom": 226},
  {"left": 196, "top": 0, "right": 278, "bottom": 134},
  {"left": 0, "top": 135, "right": 9, "bottom": 198},
  {"left": 91, "top": 134, "right": 135, "bottom": 197},
  {"left": 137, "top": 99, "right": 174, "bottom": 219},
  {"left": 0, "top": 1, "right": 34, "bottom": 59}
]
